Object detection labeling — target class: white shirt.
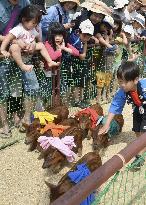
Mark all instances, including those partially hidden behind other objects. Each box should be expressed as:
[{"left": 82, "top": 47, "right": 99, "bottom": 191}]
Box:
[{"left": 10, "top": 23, "right": 39, "bottom": 44}]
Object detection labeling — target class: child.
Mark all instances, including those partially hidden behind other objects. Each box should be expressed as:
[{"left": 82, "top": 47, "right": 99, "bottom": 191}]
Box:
[
  {"left": 122, "top": 24, "right": 139, "bottom": 61},
  {"left": 111, "top": 14, "right": 128, "bottom": 96},
  {"left": 96, "top": 15, "right": 115, "bottom": 49},
  {"left": 95, "top": 15, "right": 117, "bottom": 103},
  {"left": 45, "top": 22, "right": 79, "bottom": 65},
  {"left": 68, "top": 19, "right": 94, "bottom": 108},
  {"left": 44, "top": 22, "right": 80, "bottom": 106},
  {"left": 0, "top": 5, "right": 60, "bottom": 72},
  {"left": 132, "top": 13, "right": 145, "bottom": 39},
  {"left": 99, "top": 61, "right": 145, "bottom": 170}
]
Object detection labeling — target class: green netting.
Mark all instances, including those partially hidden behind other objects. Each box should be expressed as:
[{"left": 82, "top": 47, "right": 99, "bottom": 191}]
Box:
[
  {"left": 60, "top": 42, "right": 144, "bottom": 105},
  {"left": 92, "top": 153, "right": 146, "bottom": 205}
]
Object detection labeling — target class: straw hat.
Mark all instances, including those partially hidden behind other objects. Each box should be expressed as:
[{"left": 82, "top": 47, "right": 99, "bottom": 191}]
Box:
[
  {"left": 59, "top": 0, "right": 80, "bottom": 6},
  {"left": 82, "top": 0, "right": 112, "bottom": 13},
  {"left": 81, "top": 0, "right": 111, "bottom": 16},
  {"left": 136, "top": 0, "right": 146, "bottom": 6}
]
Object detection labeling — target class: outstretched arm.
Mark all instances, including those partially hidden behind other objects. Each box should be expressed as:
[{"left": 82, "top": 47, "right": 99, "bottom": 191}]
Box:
[
  {"left": 99, "top": 88, "right": 126, "bottom": 135},
  {"left": 98, "top": 112, "right": 115, "bottom": 135},
  {"left": 1, "top": 33, "right": 15, "bottom": 57}
]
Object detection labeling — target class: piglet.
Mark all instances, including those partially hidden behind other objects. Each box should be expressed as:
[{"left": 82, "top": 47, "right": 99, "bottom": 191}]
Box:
[{"left": 45, "top": 152, "right": 102, "bottom": 203}]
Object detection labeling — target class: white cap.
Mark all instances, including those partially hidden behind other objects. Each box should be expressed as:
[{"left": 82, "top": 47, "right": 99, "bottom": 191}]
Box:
[
  {"left": 79, "top": 19, "right": 94, "bottom": 35},
  {"left": 123, "top": 25, "right": 134, "bottom": 36},
  {"left": 134, "top": 14, "right": 145, "bottom": 28},
  {"left": 103, "top": 15, "right": 115, "bottom": 28},
  {"left": 114, "top": 0, "right": 129, "bottom": 9}
]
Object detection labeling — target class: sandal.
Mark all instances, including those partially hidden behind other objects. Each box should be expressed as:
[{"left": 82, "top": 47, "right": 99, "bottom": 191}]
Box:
[
  {"left": 14, "top": 120, "right": 21, "bottom": 128},
  {"left": 0, "top": 128, "right": 12, "bottom": 138},
  {"left": 19, "top": 122, "right": 26, "bottom": 133}
]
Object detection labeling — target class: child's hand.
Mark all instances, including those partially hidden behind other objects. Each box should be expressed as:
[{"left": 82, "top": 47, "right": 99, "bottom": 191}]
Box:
[
  {"left": 98, "top": 124, "right": 110, "bottom": 136},
  {"left": 60, "top": 40, "right": 66, "bottom": 50},
  {"left": 128, "top": 53, "right": 139, "bottom": 61},
  {"left": 1, "top": 50, "right": 10, "bottom": 58},
  {"left": 64, "top": 22, "right": 75, "bottom": 29},
  {"left": 56, "top": 43, "right": 62, "bottom": 51},
  {"left": 16, "top": 39, "right": 27, "bottom": 50},
  {"left": 48, "top": 61, "right": 60, "bottom": 68}
]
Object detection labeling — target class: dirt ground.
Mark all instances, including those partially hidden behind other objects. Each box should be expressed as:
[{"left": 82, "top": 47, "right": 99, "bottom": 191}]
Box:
[{"left": 0, "top": 103, "right": 138, "bottom": 205}]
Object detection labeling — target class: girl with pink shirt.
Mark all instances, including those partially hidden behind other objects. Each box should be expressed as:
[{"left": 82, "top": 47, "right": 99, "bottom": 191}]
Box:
[
  {"left": 44, "top": 22, "right": 79, "bottom": 65},
  {"left": 43, "top": 22, "right": 79, "bottom": 106}
]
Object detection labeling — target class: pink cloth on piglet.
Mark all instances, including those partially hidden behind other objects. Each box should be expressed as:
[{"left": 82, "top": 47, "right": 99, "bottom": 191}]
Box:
[{"left": 38, "top": 136, "right": 76, "bottom": 162}]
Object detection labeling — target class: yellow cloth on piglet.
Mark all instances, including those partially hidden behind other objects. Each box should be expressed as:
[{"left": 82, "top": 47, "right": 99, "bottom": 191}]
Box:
[{"left": 33, "top": 111, "right": 57, "bottom": 125}]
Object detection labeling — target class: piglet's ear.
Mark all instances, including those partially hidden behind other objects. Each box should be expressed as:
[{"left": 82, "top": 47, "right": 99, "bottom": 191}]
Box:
[{"left": 45, "top": 181, "right": 56, "bottom": 190}]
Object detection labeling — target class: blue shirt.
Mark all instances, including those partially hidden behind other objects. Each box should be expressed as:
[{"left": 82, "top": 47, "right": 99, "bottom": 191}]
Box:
[
  {"left": 109, "top": 79, "right": 146, "bottom": 114},
  {"left": 0, "top": 0, "right": 30, "bottom": 34},
  {"left": 41, "top": 4, "right": 70, "bottom": 40},
  {"left": 69, "top": 31, "right": 83, "bottom": 54}
]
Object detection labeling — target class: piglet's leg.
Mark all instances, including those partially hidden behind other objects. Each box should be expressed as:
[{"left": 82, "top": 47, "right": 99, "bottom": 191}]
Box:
[
  {"left": 28, "top": 141, "right": 37, "bottom": 151},
  {"left": 87, "top": 129, "right": 92, "bottom": 140},
  {"left": 52, "top": 163, "right": 62, "bottom": 173},
  {"left": 78, "top": 148, "right": 82, "bottom": 157}
]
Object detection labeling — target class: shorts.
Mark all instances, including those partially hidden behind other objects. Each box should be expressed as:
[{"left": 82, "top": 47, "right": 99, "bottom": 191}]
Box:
[
  {"left": 132, "top": 106, "right": 146, "bottom": 132},
  {"left": 21, "top": 58, "right": 39, "bottom": 97},
  {"left": 96, "top": 72, "right": 113, "bottom": 88}
]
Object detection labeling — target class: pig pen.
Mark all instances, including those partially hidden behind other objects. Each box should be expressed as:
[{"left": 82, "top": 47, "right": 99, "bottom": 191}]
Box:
[{"left": 0, "top": 103, "right": 139, "bottom": 205}]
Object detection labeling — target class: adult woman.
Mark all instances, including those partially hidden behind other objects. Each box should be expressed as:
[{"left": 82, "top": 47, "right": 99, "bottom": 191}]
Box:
[
  {"left": 41, "top": 0, "right": 80, "bottom": 41},
  {"left": 0, "top": 0, "right": 30, "bottom": 137}
]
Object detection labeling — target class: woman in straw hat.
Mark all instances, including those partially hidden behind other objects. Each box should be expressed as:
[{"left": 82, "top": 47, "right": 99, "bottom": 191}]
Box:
[
  {"left": 41, "top": 0, "right": 80, "bottom": 40},
  {"left": 60, "top": 0, "right": 112, "bottom": 108}
]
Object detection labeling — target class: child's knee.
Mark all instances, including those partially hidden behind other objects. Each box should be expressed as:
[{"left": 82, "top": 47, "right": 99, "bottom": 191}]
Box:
[{"left": 10, "top": 44, "right": 20, "bottom": 52}]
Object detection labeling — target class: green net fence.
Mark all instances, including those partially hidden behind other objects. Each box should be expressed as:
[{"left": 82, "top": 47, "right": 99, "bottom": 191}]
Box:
[{"left": 92, "top": 153, "right": 146, "bottom": 205}]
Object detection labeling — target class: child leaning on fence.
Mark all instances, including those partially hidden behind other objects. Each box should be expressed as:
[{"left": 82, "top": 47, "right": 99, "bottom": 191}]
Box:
[
  {"left": 95, "top": 15, "right": 117, "bottom": 103},
  {"left": 99, "top": 61, "right": 146, "bottom": 170},
  {"left": 66, "top": 19, "right": 94, "bottom": 108},
  {"left": 0, "top": 5, "right": 60, "bottom": 72},
  {"left": 44, "top": 22, "right": 79, "bottom": 71}
]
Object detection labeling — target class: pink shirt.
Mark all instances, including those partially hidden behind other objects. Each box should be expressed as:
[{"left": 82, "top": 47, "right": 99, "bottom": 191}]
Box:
[{"left": 45, "top": 41, "right": 80, "bottom": 60}]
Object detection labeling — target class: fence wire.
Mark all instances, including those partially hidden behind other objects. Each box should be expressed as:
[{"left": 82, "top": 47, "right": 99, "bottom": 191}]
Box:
[{"left": 92, "top": 153, "right": 146, "bottom": 205}]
